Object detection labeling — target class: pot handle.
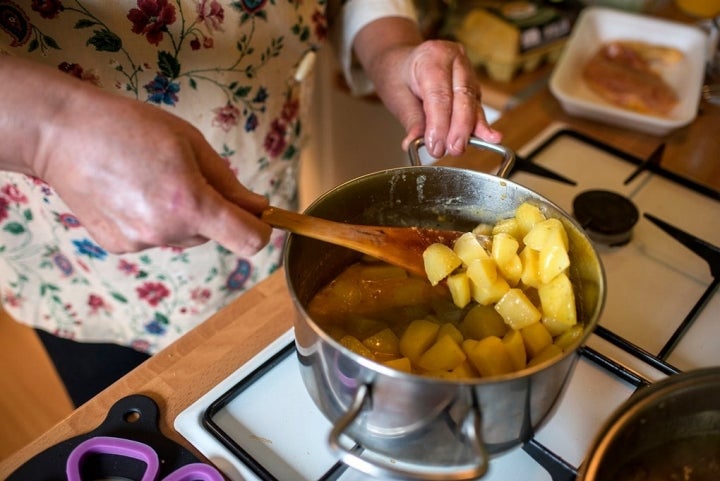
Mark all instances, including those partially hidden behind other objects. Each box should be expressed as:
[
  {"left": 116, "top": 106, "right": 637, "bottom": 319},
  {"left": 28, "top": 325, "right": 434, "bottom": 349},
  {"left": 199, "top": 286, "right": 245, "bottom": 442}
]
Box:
[
  {"left": 408, "top": 137, "right": 516, "bottom": 178},
  {"left": 328, "top": 384, "right": 489, "bottom": 481}
]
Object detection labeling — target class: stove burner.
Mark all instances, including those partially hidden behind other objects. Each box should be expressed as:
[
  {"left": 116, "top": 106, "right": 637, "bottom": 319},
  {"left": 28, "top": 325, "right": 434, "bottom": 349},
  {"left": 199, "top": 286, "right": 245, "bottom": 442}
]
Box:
[{"left": 573, "top": 190, "right": 639, "bottom": 246}]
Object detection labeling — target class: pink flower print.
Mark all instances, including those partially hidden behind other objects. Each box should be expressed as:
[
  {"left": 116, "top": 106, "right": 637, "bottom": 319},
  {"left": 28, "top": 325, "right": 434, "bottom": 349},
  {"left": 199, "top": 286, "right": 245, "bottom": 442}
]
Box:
[
  {"left": 127, "top": 0, "right": 177, "bottom": 46},
  {"left": 2, "top": 289, "right": 21, "bottom": 308},
  {"left": 58, "top": 62, "right": 102, "bottom": 87},
  {"left": 118, "top": 259, "right": 140, "bottom": 276},
  {"left": 52, "top": 252, "right": 74, "bottom": 276},
  {"left": 87, "top": 294, "right": 108, "bottom": 314},
  {"left": 264, "top": 119, "right": 287, "bottom": 158},
  {"left": 31, "top": 0, "right": 64, "bottom": 19},
  {"left": 1, "top": 183, "right": 27, "bottom": 203},
  {"left": 130, "top": 339, "right": 151, "bottom": 353},
  {"left": 312, "top": 10, "right": 327, "bottom": 40},
  {"left": 190, "top": 287, "right": 212, "bottom": 303},
  {"left": 136, "top": 281, "right": 170, "bottom": 307},
  {"left": 57, "top": 212, "right": 81, "bottom": 229},
  {"left": 281, "top": 98, "right": 299, "bottom": 123},
  {"left": 190, "top": 36, "right": 200, "bottom": 50},
  {"left": 196, "top": 0, "right": 224, "bottom": 32},
  {"left": 0, "top": 196, "right": 8, "bottom": 223},
  {"left": 212, "top": 103, "right": 240, "bottom": 132}
]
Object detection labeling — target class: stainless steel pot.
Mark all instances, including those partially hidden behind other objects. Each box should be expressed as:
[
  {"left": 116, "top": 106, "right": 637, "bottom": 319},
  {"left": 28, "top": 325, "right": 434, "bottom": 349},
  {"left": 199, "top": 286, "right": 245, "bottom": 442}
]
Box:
[
  {"left": 578, "top": 367, "right": 720, "bottom": 481},
  {"left": 284, "top": 139, "right": 606, "bottom": 480}
]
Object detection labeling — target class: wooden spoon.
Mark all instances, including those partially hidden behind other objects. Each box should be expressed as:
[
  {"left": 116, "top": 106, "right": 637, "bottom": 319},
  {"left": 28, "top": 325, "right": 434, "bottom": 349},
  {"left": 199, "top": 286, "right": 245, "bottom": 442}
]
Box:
[{"left": 261, "top": 206, "right": 467, "bottom": 277}]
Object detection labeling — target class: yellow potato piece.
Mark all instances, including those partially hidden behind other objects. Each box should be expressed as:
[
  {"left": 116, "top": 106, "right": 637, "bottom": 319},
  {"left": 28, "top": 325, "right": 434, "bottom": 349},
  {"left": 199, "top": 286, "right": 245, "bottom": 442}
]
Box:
[
  {"left": 383, "top": 357, "right": 412, "bottom": 373},
  {"left": 399, "top": 319, "right": 440, "bottom": 363},
  {"left": 417, "top": 334, "right": 467, "bottom": 372},
  {"left": 340, "top": 335, "right": 376, "bottom": 360},
  {"left": 423, "top": 243, "right": 463, "bottom": 286},
  {"left": 446, "top": 271, "right": 471, "bottom": 308},
  {"left": 466, "top": 257, "right": 498, "bottom": 286},
  {"left": 528, "top": 343, "right": 563, "bottom": 368},
  {"left": 491, "top": 217, "right": 521, "bottom": 239},
  {"left": 539, "top": 272, "right": 577, "bottom": 336},
  {"left": 363, "top": 327, "right": 400, "bottom": 359},
  {"left": 503, "top": 329, "right": 527, "bottom": 371},
  {"left": 491, "top": 232, "right": 520, "bottom": 266},
  {"left": 523, "top": 218, "right": 568, "bottom": 252},
  {"left": 519, "top": 246, "right": 541, "bottom": 288},
  {"left": 538, "top": 243, "right": 570, "bottom": 284},
  {"left": 438, "top": 322, "right": 464, "bottom": 345},
  {"left": 515, "top": 202, "right": 546, "bottom": 239},
  {"left": 459, "top": 304, "right": 507, "bottom": 340},
  {"left": 494, "top": 288, "right": 541, "bottom": 330},
  {"left": 554, "top": 324, "right": 584, "bottom": 351},
  {"left": 467, "top": 336, "right": 514, "bottom": 377},
  {"left": 453, "top": 232, "right": 490, "bottom": 266},
  {"left": 520, "top": 322, "right": 553, "bottom": 359},
  {"left": 471, "top": 275, "right": 510, "bottom": 305}
]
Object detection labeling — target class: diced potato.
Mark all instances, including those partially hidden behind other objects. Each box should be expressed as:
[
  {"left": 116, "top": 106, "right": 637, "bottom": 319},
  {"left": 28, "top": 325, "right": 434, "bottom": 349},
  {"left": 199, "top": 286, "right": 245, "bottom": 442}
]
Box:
[
  {"left": 438, "top": 322, "right": 464, "bottom": 345},
  {"left": 363, "top": 327, "right": 400, "bottom": 359},
  {"left": 515, "top": 202, "right": 546, "bottom": 239},
  {"left": 466, "top": 257, "right": 498, "bottom": 286},
  {"left": 446, "top": 271, "right": 471, "bottom": 308},
  {"left": 498, "top": 254, "right": 523, "bottom": 287},
  {"left": 417, "top": 334, "right": 467, "bottom": 371},
  {"left": 503, "top": 329, "right": 527, "bottom": 371},
  {"left": 466, "top": 336, "right": 514, "bottom": 377},
  {"left": 491, "top": 217, "right": 521, "bottom": 239},
  {"left": 453, "top": 232, "right": 490, "bottom": 266},
  {"left": 554, "top": 324, "right": 584, "bottom": 351},
  {"left": 528, "top": 343, "right": 563, "bottom": 368},
  {"left": 523, "top": 218, "right": 568, "bottom": 252},
  {"left": 472, "top": 223, "right": 494, "bottom": 237},
  {"left": 461, "top": 338, "right": 479, "bottom": 355},
  {"left": 345, "top": 317, "right": 386, "bottom": 339},
  {"left": 539, "top": 272, "right": 577, "bottom": 336},
  {"left": 399, "top": 319, "right": 440, "bottom": 363},
  {"left": 491, "top": 232, "right": 520, "bottom": 266},
  {"left": 470, "top": 275, "right": 510, "bottom": 305},
  {"left": 423, "top": 243, "right": 463, "bottom": 286},
  {"left": 450, "top": 359, "right": 480, "bottom": 379},
  {"left": 494, "top": 288, "right": 541, "bottom": 330},
  {"left": 518, "top": 246, "right": 541, "bottom": 288},
  {"left": 340, "top": 335, "right": 376, "bottom": 360},
  {"left": 383, "top": 357, "right": 412, "bottom": 373},
  {"left": 520, "top": 322, "right": 553, "bottom": 359},
  {"left": 538, "top": 243, "right": 570, "bottom": 284},
  {"left": 459, "top": 304, "right": 507, "bottom": 340}
]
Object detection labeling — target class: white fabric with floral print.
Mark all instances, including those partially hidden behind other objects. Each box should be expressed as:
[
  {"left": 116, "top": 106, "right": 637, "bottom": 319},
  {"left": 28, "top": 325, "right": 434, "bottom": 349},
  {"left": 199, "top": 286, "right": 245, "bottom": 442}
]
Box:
[{"left": 0, "top": 0, "right": 415, "bottom": 354}]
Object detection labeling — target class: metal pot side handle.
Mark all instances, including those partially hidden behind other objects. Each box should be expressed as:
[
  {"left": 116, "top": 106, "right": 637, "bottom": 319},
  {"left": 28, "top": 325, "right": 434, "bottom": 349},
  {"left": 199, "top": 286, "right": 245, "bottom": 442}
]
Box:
[
  {"left": 328, "top": 384, "right": 489, "bottom": 481},
  {"left": 408, "top": 137, "right": 516, "bottom": 179}
]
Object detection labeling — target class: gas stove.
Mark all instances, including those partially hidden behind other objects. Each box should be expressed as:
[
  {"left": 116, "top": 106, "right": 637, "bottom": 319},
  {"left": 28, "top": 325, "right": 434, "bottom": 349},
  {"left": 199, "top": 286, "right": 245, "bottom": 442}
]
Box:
[{"left": 175, "top": 122, "right": 720, "bottom": 481}]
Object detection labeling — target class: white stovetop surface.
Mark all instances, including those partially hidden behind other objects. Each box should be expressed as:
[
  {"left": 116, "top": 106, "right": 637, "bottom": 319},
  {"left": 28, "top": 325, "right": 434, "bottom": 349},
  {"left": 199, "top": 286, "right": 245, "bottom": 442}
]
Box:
[{"left": 175, "top": 123, "right": 720, "bottom": 480}]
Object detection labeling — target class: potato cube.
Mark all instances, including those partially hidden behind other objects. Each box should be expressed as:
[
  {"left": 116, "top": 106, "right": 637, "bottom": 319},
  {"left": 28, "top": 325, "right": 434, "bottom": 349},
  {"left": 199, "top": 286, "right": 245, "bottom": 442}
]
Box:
[
  {"left": 491, "top": 232, "right": 520, "bottom": 266},
  {"left": 453, "top": 232, "right": 490, "bottom": 266},
  {"left": 491, "top": 217, "right": 521, "bottom": 239},
  {"left": 528, "top": 343, "right": 563, "bottom": 368},
  {"left": 363, "top": 327, "right": 401, "bottom": 359},
  {"left": 450, "top": 359, "right": 480, "bottom": 380},
  {"left": 423, "top": 243, "right": 462, "bottom": 286},
  {"left": 446, "top": 271, "right": 471, "bottom": 308},
  {"left": 538, "top": 243, "right": 570, "bottom": 284},
  {"left": 466, "top": 257, "right": 498, "bottom": 286},
  {"left": 459, "top": 304, "right": 507, "bottom": 340},
  {"left": 538, "top": 272, "right": 577, "bottom": 336},
  {"left": 399, "top": 319, "right": 440, "bottom": 363},
  {"left": 340, "top": 335, "right": 376, "bottom": 360},
  {"left": 515, "top": 202, "right": 546, "bottom": 239},
  {"left": 417, "top": 334, "right": 467, "bottom": 372},
  {"left": 471, "top": 276, "right": 510, "bottom": 305},
  {"left": 520, "top": 322, "right": 553, "bottom": 359},
  {"left": 461, "top": 338, "right": 479, "bottom": 355},
  {"left": 382, "top": 357, "right": 412, "bottom": 373},
  {"left": 523, "top": 218, "right": 568, "bottom": 252},
  {"left": 494, "top": 288, "right": 541, "bottom": 330},
  {"left": 466, "top": 336, "right": 514, "bottom": 377},
  {"left": 438, "top": 322, "right": 464, "bottom": 345},
  {"left": 554, "top": 324, "right": 584, "bottom": 351},
  {"left": 503, "top": 329, "right": 527, "bottom": 371},
  {"left": 519, "top": 246, "right": 541, "bottom": 288}
]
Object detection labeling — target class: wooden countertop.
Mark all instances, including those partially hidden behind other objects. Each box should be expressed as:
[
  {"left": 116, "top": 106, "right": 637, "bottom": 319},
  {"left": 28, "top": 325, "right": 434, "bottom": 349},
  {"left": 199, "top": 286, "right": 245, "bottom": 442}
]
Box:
[{"left": 2, "top": 12, "right": 719, "bottom": 479}]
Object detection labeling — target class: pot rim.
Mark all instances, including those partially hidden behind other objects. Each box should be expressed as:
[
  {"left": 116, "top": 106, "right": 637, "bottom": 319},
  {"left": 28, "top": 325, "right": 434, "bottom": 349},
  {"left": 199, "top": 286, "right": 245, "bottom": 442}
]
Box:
[{"left": 285, "top": 163, "right": 607, "bottom": 386}]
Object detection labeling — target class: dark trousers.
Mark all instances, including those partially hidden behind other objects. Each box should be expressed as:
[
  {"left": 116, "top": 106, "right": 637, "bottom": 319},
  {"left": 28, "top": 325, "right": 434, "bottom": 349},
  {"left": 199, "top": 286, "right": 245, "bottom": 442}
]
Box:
[{"left": 35, "top": 329, "right": 150, "bottom": 407}]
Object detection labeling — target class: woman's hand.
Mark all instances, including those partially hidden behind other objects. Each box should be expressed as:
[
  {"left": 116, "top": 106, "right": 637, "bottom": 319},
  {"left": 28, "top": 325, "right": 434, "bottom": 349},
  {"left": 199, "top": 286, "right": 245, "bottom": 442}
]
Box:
[
  {"left": 1, "top": 57, "right": 271, "bottom": 257},
  {"left": 353, "top": 17, "right": 502, "bottom": 158}
]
